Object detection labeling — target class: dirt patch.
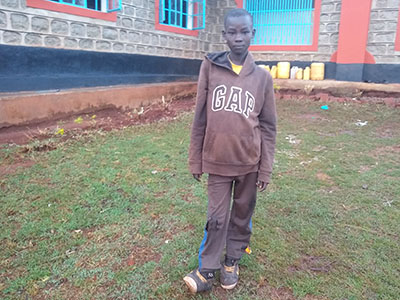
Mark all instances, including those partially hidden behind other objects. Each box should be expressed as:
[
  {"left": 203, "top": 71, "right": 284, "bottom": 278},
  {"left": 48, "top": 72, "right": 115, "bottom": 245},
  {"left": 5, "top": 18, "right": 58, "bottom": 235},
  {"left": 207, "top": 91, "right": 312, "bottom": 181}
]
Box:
[
  {"left": 3, "top": 87, "right": 400, "bottom": 147},
  {"left": 212, "top": 286, "right": 230, "bottom": 300},
  {"left": 376, "top": 128, "right": 395, "bottom": 139},
  {"left": 296, "top": 113, "right": 325, "bottom": 121},
  {"left": 368, "top": 145, "right": 400, "bottom": 158},
  {"left": 276, "top": 90, "right": 400, "bottom": 108},
  {"left": 375, "top": 123, "right": 399, "bottom": 139},
  {"left": 2, "top": 89, "right": 400, "bottom": 147},
  {"left": 288, "top": 255, "right": 335, "bottom": 273},
  {"left": 316, "top": 173, "right": 335, "bottom": 185},
  {"left": 256, "top": 278, "right": 296, "bottom": 300},
  {"left": 0, "top": 159, "right": 35, "bottom": 178},
  {"left": 0, "top": 96, "right": 196, "bottom": 146},
  {"left": 38, "top": 279, "right": 84, "bottom": 300},
  {"left": 126, "top": 245, "right": 161, "bottom": 267}
]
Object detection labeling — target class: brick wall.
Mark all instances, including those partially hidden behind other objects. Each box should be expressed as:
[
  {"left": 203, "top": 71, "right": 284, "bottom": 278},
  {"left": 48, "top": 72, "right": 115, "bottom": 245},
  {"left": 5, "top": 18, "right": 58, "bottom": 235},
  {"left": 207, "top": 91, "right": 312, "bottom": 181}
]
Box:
[
  {"left": 0, "top": 0, "right": 215, "bottom": 59},
  {"left": 1, "top": 0, "right": 400, "bottom": 64},
  {"left": 0, "top": 0, "right": 345, "bottom": 63},
  {"left": 208, "top": 0, "right": 342, "bottom": 63},
  {"left": 314, "top": 0, "right": 341, "bottom": 61},
  {"left": 367, "top": 0, "right": 400, "bottom": 63},
  {"left": 208, "top": 0, "right": 235, "bottom": 53}
]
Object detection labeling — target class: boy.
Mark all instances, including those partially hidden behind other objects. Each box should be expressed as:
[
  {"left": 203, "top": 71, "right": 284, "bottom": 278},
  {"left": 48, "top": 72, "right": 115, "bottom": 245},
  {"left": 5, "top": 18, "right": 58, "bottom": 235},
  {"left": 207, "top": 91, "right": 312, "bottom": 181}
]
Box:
[{"left": 183, "top": 8, "right": 277, "bottom": 293}]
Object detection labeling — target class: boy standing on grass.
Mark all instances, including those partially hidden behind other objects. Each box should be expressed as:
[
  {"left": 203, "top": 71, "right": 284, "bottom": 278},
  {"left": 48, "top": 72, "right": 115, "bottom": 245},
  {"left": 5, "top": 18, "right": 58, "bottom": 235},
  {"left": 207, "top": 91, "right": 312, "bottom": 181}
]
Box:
[{"left": 183, "top": 8, "right": 277, "bottom": 293}]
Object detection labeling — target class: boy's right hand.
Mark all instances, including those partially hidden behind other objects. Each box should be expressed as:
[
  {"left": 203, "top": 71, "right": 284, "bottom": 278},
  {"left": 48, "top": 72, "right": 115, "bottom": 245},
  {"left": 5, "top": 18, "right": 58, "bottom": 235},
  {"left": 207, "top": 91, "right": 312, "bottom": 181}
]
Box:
[{"left": 193, "top": 174, "right": 202, "bottom": 182}]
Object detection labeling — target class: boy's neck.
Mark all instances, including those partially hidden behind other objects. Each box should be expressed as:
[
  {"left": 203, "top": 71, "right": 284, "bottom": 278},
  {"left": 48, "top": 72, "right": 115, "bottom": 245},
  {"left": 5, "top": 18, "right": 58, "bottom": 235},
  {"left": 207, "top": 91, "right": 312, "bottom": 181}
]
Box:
[{"left": 228, "top": 51, "right": 248, "bottom": 65}]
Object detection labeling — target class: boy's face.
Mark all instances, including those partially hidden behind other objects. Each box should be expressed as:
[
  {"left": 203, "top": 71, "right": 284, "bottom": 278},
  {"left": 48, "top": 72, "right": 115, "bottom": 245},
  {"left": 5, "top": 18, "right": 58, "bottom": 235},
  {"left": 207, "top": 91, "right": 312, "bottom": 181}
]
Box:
[{"left": 223, "top": 15, "right": 255, "bottom": 56}]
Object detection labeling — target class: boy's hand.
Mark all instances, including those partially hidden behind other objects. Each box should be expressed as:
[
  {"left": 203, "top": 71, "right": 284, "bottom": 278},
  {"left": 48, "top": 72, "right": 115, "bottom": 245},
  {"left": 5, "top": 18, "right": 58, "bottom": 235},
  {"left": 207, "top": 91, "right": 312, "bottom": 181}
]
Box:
[
  {"left": 193, "top": 174, "right": 202, "bottom": 182},
  {"left": 257, "top": 181, "right": 268, "bottom": 192}
]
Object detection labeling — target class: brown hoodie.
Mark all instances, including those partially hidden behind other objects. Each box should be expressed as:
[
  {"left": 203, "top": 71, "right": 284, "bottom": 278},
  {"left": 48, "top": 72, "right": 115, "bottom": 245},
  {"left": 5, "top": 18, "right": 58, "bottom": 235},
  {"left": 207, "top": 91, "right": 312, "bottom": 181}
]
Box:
[{"left": 188, "top": 51, "right": 277, "bottom": 183}]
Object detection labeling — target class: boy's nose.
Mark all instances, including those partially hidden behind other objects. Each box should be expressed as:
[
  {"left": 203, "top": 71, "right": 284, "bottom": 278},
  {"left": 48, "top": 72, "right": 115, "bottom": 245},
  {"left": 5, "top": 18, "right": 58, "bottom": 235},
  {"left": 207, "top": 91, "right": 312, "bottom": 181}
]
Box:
[{"left": 235, "top": 34, "right": 243, "bottom": 42}]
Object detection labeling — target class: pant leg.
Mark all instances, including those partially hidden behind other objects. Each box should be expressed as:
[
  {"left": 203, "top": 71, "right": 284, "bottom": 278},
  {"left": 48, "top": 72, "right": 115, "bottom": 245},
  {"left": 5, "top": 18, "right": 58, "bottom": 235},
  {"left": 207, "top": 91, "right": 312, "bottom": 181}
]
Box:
[
  {"left": 198, "top": 174, "right": 234, "bottom": 270},
  {"left": 225, "top": 172, "right": 258, "bottom": 260}
]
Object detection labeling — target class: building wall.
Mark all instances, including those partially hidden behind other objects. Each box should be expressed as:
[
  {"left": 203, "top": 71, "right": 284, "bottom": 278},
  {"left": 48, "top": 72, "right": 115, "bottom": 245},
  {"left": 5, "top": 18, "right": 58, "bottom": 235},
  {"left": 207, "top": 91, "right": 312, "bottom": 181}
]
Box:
[
  {"left": 0, "top": 0, "right": 348, "bottom": 62},
  {"left": 208, "top": 0, "right": 342, "bottom": 63},
  {"left": 0, "top": 0, "right": 214, "bottom": 59},
  {"left": 1, "top": 0, "right": 400, "bottom": 91},
  {"left": 367, "top": 0, "right": 400, "bottom": 63},
  {"left": 0, "top": 0, "right": 220, "bottom": 92},
  {"left": 314, "top": 0, "right": 341, "bottom": 62},
  {"left": 1, "top": 0, "right": 400, "bottom": 63}
]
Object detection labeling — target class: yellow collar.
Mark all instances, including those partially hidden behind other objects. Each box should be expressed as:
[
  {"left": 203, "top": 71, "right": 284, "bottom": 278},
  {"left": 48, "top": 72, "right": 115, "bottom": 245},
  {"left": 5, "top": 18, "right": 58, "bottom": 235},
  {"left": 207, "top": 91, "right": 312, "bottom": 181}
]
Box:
[{"left": 228, "top": 54, "right": 243, "bottom": 75}]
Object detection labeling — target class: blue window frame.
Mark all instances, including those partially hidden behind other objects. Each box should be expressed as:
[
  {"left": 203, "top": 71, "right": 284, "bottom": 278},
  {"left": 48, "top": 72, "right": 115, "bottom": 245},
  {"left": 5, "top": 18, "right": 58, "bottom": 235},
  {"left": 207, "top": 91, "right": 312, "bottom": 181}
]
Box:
[
  {"left": 245, "top": 0, "right": 315, "bottom": 45},
  {"left": 159, "top": 0, "right": 205, "bottom": 30},
  {"left": 49, "top": 0, "right": 121, "bottom": 12}
]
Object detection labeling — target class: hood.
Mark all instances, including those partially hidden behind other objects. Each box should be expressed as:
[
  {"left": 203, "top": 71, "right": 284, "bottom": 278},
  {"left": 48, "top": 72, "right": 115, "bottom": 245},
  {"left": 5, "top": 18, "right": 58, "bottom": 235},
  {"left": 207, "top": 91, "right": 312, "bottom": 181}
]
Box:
[{"left": 205, "top": 51, "right": 257, "bottom": 77}]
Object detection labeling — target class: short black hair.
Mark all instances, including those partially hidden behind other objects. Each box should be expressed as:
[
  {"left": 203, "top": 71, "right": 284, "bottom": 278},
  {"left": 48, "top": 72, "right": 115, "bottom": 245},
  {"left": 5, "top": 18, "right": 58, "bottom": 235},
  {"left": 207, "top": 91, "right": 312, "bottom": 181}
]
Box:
[{"left": 224, "top": 8, "right": 253, "bottom": 28}]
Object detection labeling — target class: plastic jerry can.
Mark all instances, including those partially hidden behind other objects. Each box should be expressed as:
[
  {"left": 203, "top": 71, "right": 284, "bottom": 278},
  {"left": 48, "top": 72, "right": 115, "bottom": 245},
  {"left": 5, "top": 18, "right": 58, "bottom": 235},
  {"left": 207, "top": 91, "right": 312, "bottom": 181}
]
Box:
[
  {"left": 270, "top": 65, "right": 277, "bottom": 79},
  {"left": 290, "top": 66, "right": 298, "bottom": 79},
  {"left": 310, "top": 63, "right": 325, "bottom": 80},
  {"left": 277, "top": 62, "right": 290, "bottom": 79},
  {"left": 303, "top": 67, "right": 311, "bottom": 80},
  {"left": 296, "top": 68, "right": 303, "bottom": 80}
]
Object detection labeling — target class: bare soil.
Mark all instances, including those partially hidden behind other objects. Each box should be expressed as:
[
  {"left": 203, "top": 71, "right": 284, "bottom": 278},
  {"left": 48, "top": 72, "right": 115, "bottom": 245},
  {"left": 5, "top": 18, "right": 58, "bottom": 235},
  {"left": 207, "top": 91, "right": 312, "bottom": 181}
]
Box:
[
  {"left": 0, "top": 91, "right": 398, "bottom": 180},
  {"left": 0, "top": 95, "right": 196, "bottom": 146}
]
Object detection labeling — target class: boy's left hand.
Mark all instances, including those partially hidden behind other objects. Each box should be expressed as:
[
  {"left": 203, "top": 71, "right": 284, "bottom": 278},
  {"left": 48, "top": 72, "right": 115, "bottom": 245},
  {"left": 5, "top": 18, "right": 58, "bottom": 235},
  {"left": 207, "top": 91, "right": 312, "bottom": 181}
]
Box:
[{"left": 256, "top": 181, "right": 268, "bottom": 192}]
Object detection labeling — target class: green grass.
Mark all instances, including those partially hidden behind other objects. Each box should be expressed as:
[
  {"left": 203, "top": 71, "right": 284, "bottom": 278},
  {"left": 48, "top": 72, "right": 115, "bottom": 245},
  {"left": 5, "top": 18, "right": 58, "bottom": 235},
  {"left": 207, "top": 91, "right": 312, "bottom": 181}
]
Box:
[{"left": 1, "top": 99, "right": 399, "bottom": 299}]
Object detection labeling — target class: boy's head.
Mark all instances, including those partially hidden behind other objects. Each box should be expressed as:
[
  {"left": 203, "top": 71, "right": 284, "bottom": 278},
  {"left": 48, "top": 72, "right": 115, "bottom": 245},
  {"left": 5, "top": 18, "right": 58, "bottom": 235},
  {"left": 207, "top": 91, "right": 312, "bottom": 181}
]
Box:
[{"left": 223, "top": 9, "right": 255, "bottom": 56}]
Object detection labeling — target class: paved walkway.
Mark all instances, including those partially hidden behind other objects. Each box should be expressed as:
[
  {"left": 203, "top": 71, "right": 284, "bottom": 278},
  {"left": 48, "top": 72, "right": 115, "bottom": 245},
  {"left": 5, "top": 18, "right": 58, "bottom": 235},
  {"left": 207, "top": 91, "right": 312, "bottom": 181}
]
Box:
[{"left": 274, "top": 79, "right": 400, "bottom": 97}]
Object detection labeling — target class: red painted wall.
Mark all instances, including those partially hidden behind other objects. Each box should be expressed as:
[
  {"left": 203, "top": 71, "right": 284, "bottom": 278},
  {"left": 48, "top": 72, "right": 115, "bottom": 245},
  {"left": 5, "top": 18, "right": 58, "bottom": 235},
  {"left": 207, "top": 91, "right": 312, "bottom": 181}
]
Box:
[
  {"left": 395, "top": 5, "right": 400, "bottom": 51},
  {"left": 336, "top": 0, "right": 373, "bottom": 64}
]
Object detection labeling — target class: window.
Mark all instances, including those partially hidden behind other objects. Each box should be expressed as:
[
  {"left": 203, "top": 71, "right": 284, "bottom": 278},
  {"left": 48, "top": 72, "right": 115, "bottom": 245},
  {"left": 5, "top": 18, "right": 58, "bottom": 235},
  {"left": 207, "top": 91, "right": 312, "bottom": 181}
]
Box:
[
  {"left": 27, "top": 0, "right": 120, "bottom": 21},
  {"left": 161, "top": 0, "right": 189, "bottom": 28},
  {"left": 155, "top": 0, "right": 205, "bottom": 35},
  {"left": 246, "top": 0, "right": 315, "bottom": 45},
  {"left": 239, "top": 0, "right": 321, "bottom": 51},
  {"left": 48, "top": 0, "right": 121, "bottom": 13}
]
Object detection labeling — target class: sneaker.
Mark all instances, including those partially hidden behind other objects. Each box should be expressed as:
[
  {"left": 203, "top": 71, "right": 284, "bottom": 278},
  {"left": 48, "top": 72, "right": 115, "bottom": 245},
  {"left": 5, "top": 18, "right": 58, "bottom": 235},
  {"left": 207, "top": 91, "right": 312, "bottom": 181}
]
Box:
[
  {"left": 220, "top": 263, "right": 239, "bottom": 290},
  {"left": 183, "top": 269, "right": 214, "bottom": 293}
]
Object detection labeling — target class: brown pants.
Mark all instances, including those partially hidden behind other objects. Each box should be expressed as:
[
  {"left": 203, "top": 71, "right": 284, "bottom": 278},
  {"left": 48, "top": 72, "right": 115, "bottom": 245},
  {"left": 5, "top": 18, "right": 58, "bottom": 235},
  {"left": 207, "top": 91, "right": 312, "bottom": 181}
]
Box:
[{"left": 198, "top": 172, "right": 257, "bottom": 271}]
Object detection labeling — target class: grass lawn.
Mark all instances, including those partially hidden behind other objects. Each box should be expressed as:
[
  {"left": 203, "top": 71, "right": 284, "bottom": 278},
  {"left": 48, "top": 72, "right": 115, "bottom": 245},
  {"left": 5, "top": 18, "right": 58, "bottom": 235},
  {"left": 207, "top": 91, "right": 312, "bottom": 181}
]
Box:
[{"left": 1, "top": 99, "right": 399, "bottom": 299}]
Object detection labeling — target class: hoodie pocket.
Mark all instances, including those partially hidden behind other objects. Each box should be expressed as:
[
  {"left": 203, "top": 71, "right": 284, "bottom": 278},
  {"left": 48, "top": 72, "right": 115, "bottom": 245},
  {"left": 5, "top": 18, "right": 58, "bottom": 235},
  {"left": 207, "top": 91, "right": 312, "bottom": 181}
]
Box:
[{"left": 203, "top": 130, "right": 260, "bottom": 165}]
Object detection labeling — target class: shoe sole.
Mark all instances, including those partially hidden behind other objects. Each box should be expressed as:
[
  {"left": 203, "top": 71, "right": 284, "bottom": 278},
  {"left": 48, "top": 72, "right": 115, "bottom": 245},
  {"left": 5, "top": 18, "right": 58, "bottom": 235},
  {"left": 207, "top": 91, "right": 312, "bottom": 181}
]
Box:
[
  {"left": 221, "top": 282, "right": 237, "bottom": 290},
  {"left": 183, "top": 276, "right": 197, "bottom": 294}
]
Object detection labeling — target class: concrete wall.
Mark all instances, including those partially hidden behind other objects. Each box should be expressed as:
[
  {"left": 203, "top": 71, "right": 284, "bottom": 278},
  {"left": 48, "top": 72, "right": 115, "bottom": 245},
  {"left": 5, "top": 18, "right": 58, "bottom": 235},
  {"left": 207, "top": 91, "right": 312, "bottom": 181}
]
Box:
[
  {"left": 315, "top": 0, "right": 341, "bottom": 62},
  {"left": 0, "top": 0, "right": 346, "bottom": 62},
  {"left": 0, "top": 0, "right": 214, "bottom": 59},
  {"left": 1, "top": 0, "right": 400, "bottom": 88},
  {"left": 1, "top": 0, "right": 400, "bottom": 63},
  {"left": 367, "top": 0, "right": 400, "bottom": 63},
  {"left": 207, "top": 0, "right": 342, "bottom": 62}
]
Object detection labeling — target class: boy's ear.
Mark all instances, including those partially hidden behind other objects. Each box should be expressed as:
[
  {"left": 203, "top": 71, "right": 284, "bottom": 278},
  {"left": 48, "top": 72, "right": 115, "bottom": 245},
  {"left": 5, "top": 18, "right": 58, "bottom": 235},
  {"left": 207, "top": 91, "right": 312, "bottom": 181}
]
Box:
[
  {"left": 252, "top": 28, "right": 256, "bottom": 39},
  {"left": 222, "top": 30, "right": 227, "bottom": 40}
]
